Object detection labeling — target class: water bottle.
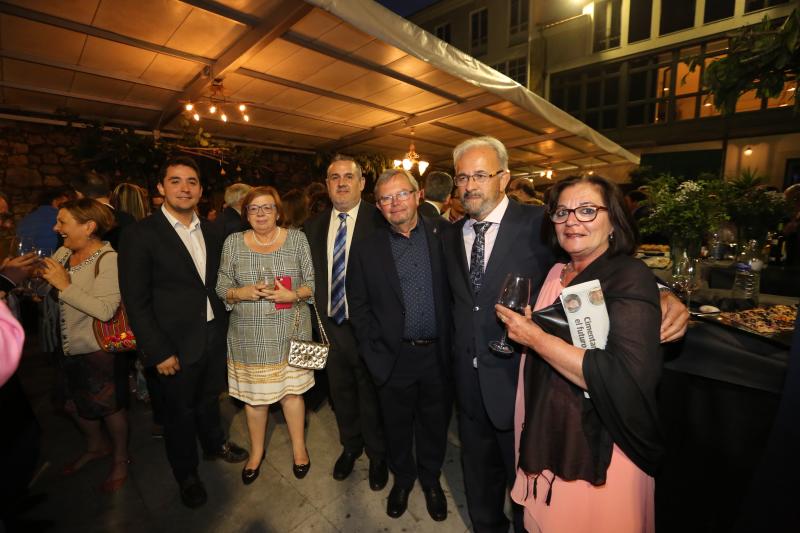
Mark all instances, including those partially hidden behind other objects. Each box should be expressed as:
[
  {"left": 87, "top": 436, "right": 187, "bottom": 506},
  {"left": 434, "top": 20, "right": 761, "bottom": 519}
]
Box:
[{"left": 732, "top": 263, "right": 759, "bottom": 305}]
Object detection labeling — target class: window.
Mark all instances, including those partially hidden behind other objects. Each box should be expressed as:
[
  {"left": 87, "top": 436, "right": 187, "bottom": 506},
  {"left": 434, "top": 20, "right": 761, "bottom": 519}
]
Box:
[
  {"left": 628, "top": 0, "right": 653, "bottom": 44},
  {"left": 745, "top": 0, "right": 790, "bottom": 13},
  {"left": 492, "top": 58, "right": 528, "bottom": 85},
  {"left": 507, "top": 57, "right": 527, "bottom": 85},
  {"left": 435, "top": 23, "right": 452, "bottom": 44},
  {"left": 660, "top": 0, "right": 695, "bottom": 35},
  {"left": 704, "top": 0, "right": 735, "bottom": 23},
  {"left": 471, "top": 9, "right": 488, "bottom": 56},
  {"left": 509, "top": 0, "right": 529, "bottom": 45},
  {"left": 593, "top": 0, "right": 621, "bottom": 52}
]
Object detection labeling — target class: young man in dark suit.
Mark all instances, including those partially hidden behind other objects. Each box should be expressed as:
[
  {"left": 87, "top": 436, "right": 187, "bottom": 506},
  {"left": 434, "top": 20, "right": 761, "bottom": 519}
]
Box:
[
  {"left": 118, "top": 156, "right": 247, "bottom": 509},
  {"left": 443, "top": 137, "right": 690, "bottom": 533},
  {"left": 303, "top": 155, "right": 388, "bottom": 490},
  {"left": 348, "top": 169, "right": 452, "bottom": 521}
]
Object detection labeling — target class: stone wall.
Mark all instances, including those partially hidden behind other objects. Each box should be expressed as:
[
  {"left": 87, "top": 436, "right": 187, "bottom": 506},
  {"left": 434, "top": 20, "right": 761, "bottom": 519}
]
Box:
[
  {"left": 0, "top": 121, "right": 82, "bottom": 220},
  {"left": 0, "top": 120, "right": 319, "bottom": 220}
]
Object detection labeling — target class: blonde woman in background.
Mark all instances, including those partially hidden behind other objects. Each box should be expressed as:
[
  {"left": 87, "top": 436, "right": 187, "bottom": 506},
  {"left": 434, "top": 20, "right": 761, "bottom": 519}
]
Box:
[{"left": 111, "top": 183, "right": 149, "bottom": 221}]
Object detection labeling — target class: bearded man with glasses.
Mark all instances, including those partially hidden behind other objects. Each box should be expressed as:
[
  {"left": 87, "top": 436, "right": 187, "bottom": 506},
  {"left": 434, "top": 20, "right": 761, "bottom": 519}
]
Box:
[{"left": 441, "top": 137, "right": 690, "bottom": 533}]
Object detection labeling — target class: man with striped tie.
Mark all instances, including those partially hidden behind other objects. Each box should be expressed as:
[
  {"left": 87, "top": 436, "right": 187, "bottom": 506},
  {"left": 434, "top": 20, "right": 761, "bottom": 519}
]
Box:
[{"left": 304, "top": 155, "right": 388, "bottom": 490}]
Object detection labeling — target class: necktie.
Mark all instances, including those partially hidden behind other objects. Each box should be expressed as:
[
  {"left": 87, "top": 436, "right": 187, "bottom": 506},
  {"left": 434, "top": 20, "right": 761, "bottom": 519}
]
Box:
[
  {"left": 330, "top": 213, "right": 348, "bottom": 325},
  {"left": 470, "top": 222, "right": 491, "bottom": 295}
]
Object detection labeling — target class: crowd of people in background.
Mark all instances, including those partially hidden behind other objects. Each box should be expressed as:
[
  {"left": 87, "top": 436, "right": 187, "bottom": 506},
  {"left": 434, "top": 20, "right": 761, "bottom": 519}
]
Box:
[{"left": 4, "top": 133, "right": 800, "bottom": 531}]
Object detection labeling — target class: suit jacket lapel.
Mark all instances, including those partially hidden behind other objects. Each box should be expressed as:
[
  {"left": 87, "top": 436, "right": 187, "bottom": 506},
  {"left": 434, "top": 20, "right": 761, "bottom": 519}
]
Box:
[
  {"left": 376, "top": 229, "right": 403, "bottom": 303},
  {"left": 452, "top": 217, "right": 471, "bottom": 294},
  {"left": 154, "top": 210, "right": 205, "bottom": 286},
  {"left": 481, "top": 201, "right": 525, "bottom": 300}
]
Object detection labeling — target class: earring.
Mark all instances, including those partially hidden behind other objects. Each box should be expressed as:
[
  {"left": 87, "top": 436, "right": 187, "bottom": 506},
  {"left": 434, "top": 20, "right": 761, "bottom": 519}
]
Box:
[{"left": 608, "top": 232, "right": 615, "bottom": 242}]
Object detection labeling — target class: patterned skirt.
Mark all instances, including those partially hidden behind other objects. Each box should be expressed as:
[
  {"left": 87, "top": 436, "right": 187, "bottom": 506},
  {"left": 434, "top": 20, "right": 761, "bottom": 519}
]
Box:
[
  {"left": 228, "top": 358, "right": 314, "bottom": 405},
  {"left": 62, "top": 350, "right": 129, "bottom": 419}
]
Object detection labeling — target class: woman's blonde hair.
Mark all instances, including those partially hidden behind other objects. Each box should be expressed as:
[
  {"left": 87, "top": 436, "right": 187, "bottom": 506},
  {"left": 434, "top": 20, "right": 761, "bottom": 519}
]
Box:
[{"left": 111, "top": 183, "right": 149, "bottom": 221}]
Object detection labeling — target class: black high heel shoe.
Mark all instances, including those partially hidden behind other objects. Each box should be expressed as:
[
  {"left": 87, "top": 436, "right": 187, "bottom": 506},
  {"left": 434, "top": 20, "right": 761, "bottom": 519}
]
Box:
[
  {"left": 241, "top": 452, "right": 265, "bottom": 485},
  {"left": 293, "top": 451, "right": 311, "bottom": 479}
]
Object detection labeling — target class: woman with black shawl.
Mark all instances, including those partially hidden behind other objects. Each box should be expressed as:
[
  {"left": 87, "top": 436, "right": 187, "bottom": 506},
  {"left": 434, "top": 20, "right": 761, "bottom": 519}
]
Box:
[{"left": 496, "top": 175, "right": 663, "bottom": 532}]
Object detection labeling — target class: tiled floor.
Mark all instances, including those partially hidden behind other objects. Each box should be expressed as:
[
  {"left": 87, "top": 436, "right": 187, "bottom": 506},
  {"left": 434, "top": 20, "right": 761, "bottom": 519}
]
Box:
[{"left": 14, "top": 346, "right": 475, "bottom": 533}]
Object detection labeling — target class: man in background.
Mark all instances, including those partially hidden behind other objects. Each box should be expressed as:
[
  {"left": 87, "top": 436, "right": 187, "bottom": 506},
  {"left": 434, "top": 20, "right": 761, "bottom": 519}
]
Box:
[
  {"left": 71, "top": 171, "right": 134, "bottom": 250},
  {"left": 216, "top": 183, "right": 252, "bottom": 237},
  {"left": 418, "top": 171, "right": 452, "bottom": 219}
]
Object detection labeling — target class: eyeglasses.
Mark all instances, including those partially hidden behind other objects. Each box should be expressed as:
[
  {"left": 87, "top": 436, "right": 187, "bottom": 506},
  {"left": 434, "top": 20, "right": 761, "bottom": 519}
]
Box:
[
  {"left": 327, "top": 173, "right": 358, "bottom": 183},
  {"left": 453, "top": 169, "right": 506, "bottom": 187},
  {"left": 549, "top": 205, "right": 608, "bottom": 223},
  {"left": 377, "top": 190, "right": 414, "bottom": 206},
  {"left": 246, "top": 204, "right": 276, "bottom": 215}
]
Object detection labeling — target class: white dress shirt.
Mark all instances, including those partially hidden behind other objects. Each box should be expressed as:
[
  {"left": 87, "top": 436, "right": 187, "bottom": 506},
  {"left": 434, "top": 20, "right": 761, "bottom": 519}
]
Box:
[
  {"left": 462, "top": 194, "right": 510, "bottom": 271},
  {"left": 326, "top": 202, "right": 361, "bottom": 318},
  {"left": 161, "top": 206, "right": 214, "bottom": 321}
]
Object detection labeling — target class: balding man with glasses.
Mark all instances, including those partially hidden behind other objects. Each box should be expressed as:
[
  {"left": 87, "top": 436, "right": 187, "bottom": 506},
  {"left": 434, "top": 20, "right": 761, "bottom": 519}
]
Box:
[{"left": 303, "top": 155, "right": 388, "bottom": 490}]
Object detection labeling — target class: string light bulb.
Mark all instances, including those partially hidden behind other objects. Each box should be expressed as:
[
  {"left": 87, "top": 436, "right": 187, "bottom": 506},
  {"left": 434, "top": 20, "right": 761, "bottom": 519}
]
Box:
[
  {"left": 185, "top": 103, "right": 193, "bottom": 111},
  {"left": 221, "top": 113, "right": 228, "bottom": 122},
  {"left": 239, "top": 104, "right": 247, "bottom": 112},
  {"left": 243, "top": 114, "right": 250, "bottom": 122},
  {"left": 193, "top": 112, "right": 200, "bottom": 121},
  {"left": 209, "top": 104, "right": 217, "bottom": 114}
]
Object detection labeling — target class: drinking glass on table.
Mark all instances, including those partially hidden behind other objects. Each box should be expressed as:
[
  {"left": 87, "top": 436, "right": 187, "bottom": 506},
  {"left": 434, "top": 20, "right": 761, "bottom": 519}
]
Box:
[
  {"left": 671, "top": 256, "right": 701, "bottom": 310},
  {"left": 490, "top": 273, "right": 532, "bottom": 355}
]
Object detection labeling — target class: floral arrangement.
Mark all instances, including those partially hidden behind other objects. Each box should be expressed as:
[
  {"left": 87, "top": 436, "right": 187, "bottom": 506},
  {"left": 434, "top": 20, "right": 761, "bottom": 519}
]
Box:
[{"left": 640, "top": 175, "right": 728, "bottom": 246}]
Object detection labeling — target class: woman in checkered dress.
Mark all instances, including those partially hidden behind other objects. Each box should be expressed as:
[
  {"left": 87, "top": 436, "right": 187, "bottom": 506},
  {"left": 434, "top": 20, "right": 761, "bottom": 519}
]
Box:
[{"left": 216, "top": 186, "right": 315, "bottom": 484}]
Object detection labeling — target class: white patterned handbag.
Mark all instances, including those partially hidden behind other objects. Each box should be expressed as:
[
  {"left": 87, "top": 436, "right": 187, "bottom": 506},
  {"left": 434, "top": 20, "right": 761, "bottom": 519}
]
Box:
[{"left": 287, "top": 298, "right": 330, "bottom": 370}]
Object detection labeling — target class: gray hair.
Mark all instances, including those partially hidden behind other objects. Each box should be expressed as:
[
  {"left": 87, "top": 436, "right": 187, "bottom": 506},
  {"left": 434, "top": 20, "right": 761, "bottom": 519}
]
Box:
[
  {"left": 224, "top": 183, "right": 252, "bottom": 210},
  {"left": 374, "top": 169, "right": 419, "bottom": 194},
  {"left": 452, "top": 136, "right": 509, "bottom": 170},
  {"left": 328, "top": 154, "right": 363, "bottom": 179},
  {"left": 422, "top": 171, "right": 453, "bottom": 202}
]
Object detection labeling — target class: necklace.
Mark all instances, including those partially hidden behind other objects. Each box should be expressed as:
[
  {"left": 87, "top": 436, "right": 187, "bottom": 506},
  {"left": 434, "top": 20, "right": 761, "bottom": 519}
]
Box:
[
  {"left": 560, "top": 262, "right": 575, "bottom": 285},
  {"left": 252, "top": 228, "right": 280, "bottom": 246}
]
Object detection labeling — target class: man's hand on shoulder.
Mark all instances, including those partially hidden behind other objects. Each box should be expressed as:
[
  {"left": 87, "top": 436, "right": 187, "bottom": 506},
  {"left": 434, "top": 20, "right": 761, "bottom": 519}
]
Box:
[{"left": 156, "top": 355, "right": 181, "bottom": 376}]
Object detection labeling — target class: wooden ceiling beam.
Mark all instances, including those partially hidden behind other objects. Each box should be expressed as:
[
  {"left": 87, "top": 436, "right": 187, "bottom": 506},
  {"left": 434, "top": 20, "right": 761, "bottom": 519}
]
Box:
[
  {"left": 176, "top": 0, "right": 260, "bottom": 26},
  {"left": 155, "top": 0, "right": 313, "bottom": 129},
  {"left": 0, "top": 80, "right": 164, "bottom": 111},
  {"left": 0, "top": 2, "right": 213, "bottom": 65}
]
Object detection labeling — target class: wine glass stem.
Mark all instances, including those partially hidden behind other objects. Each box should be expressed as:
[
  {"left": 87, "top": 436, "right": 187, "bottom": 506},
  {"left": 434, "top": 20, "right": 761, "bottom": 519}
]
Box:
[{"left": 498, "top": 329, "right": 509, "bottom": 346}]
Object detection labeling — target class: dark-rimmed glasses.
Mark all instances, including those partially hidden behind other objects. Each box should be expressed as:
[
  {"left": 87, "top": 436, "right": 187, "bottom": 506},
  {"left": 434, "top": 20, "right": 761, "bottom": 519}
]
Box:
[
  {"left": 246, "top": 204, "right": 276, "bottom": 215},
  {"left": 377, "top": 190, "right": 414, "bottom": 206},
  {"left": 453, "top": 169, "right": 506, "bottom": 186},
  {"left": 549, "top": 205, "right": 607, "bottom": 223}
]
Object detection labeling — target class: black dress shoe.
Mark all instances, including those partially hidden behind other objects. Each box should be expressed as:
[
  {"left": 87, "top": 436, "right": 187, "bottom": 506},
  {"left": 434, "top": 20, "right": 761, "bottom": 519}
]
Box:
[
  {"left": 179, "top": 475, "right": 207, "bottom": 509},
  {"left": 422, "top": 484, "right": 447, "bottom": 521},
  {"left": 386, "top": 484, "right": 411, "bottom": 518},
  {"left": 241, "top": 452, "right": 265, "bottom": 485},
  {"left": 333, "top": 449, "right": 361, "bottom": 480},
  {"left": 204, "top": 441, "right": 249, "bottom": 463},
  {"left": 368, "top": 459, "right": 388, "bottom": 491},
  {"left": 293, "top": 459, "right": 311, "bottom": 479}
]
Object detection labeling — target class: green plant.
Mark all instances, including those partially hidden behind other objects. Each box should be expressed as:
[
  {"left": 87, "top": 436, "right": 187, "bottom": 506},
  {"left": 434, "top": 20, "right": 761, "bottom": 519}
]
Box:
[
  {"left": 687, "top": 9, "right": 799, "bottom": 115},
  {"left": 724, "top": 170, "right": 788, "bottom": 240},
  {"left": 641, "top": 174, "right": 728, "bottom": 243}
]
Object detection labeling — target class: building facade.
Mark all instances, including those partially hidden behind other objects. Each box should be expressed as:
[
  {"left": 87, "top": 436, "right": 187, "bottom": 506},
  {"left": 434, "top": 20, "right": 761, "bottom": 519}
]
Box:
[{"left": 410, "top": 0, "right": 799, "bottom": 188}]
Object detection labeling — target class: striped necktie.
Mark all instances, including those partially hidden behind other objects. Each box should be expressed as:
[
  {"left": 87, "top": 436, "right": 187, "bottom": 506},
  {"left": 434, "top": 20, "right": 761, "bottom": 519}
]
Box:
[{"left": 330, "top": 212, "right": 348, "bottom": 324}]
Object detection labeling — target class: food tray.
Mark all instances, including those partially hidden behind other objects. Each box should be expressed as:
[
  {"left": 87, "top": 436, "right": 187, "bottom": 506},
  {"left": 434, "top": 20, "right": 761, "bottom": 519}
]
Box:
[{"left": 694, "top": 305, "right": 796, "bottom": 348}]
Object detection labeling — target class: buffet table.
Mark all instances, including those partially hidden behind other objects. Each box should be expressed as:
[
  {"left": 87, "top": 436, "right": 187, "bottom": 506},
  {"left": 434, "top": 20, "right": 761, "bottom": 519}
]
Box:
[{"left": 655, "top": 289, "right": 796, "bottom": 533}]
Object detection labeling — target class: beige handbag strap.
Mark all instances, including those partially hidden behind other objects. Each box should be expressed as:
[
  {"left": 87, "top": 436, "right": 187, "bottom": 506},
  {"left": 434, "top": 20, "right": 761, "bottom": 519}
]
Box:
[{"left": 291, "top": 296, "right": 329, "bottom": 345}]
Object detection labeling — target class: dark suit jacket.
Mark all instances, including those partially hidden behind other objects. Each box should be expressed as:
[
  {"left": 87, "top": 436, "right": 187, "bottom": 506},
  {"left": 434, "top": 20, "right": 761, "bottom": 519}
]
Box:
[
  {"left": 118, "top": 209, "right": 228, "bottom": 367},
  {"left": 302, "top": 201, "right": 386, "bottom": 333},
  {"left": 417, "top": 201, "right": 440, "bottom": 219},
  {"left": 215, "top": 206, "right": 247, "bottom": 238},
  {"left": 442, "top": 199, "right": 553, "bottom": 431},
  {"left": 347, "top": 215, "right": 452, "bottom": 386}
]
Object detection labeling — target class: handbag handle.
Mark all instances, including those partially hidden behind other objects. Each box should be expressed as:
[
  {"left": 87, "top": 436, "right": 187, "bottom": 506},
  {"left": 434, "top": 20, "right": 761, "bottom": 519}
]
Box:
[{"left": 290, "top": 296, "right": 329, "bottom": 345}]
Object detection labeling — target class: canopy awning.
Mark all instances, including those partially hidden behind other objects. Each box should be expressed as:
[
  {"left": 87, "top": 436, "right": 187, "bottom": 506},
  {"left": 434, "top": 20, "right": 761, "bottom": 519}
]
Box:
[{"left": 0, "top": 0, "right": 639, "bottom": 174}]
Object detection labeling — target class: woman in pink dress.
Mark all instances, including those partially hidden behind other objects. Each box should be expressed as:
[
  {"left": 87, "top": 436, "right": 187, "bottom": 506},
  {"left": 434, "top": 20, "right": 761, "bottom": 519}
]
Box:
[{"left": 496, "top": 175, "right": 663, "bottom": 533}]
